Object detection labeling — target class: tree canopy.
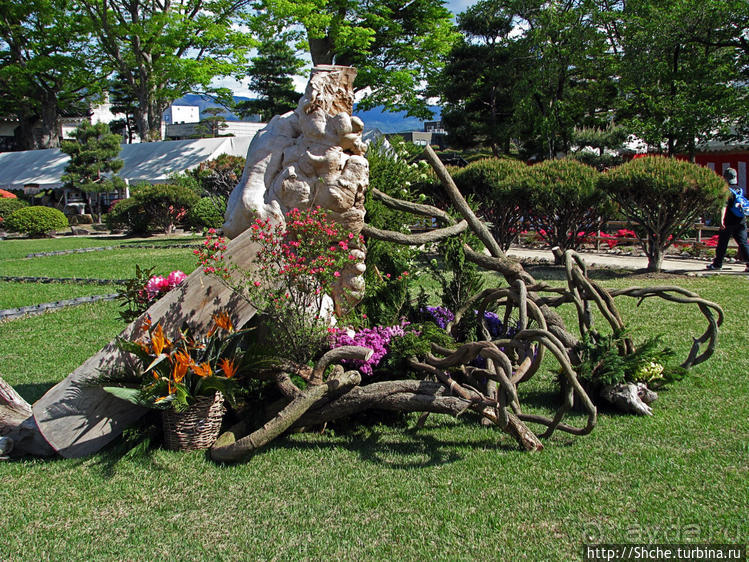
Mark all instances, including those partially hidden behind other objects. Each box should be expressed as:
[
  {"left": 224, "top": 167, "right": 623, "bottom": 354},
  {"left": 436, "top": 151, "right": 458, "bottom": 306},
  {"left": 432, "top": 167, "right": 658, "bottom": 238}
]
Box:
[
  {"left": 602, "top": 0, "right": 747, "bottom": 158},
  {"left": 0, "top": 0, "right": 104, "bottom": 149},
  {"left": 437, "top": 0, "right": 748, "bottom": 159},
  {"left": 77, "top": 0, "right": 255, "bottom": 141},
  {"left": 251, "top": 0, "right": 458, "bottom": 118}
]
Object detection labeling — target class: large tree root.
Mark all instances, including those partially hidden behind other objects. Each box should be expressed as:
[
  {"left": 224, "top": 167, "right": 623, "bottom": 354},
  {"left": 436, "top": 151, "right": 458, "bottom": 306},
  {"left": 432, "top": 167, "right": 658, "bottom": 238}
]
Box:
[{"left": 211, "top": 369, "right": 363, "bottom": 463}]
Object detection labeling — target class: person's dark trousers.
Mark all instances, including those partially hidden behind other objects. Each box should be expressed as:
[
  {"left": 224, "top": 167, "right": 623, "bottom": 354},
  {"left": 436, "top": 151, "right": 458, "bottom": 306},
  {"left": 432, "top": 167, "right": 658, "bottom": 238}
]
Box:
[{"left": 712, "top": 221, "right": 749, "bottom": 267}]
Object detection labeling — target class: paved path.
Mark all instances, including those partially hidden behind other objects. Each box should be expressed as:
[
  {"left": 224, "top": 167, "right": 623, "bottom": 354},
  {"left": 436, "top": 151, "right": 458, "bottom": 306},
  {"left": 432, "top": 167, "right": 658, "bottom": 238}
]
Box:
[{"left": 506, "top": 247, "right": 748, "bottom": 275}]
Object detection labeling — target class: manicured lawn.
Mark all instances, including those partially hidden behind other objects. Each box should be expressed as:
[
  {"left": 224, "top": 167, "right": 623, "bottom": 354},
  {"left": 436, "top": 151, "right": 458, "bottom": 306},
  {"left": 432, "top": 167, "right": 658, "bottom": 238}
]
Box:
[
  {"left": 0, "top": 282, "right": 120, "bottom": 309},
  {"left": 0, "top": 237, "right": 746, "bottom": 560},
  {"left": 0, "top": 235, "right": 201, "bottom": 279}
]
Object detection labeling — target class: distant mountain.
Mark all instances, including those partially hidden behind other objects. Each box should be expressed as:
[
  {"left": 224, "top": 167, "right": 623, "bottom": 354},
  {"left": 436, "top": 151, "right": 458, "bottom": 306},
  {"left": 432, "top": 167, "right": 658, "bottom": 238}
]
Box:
[
  {"left": 171, "top": 94, "right": 254, "bottom": 122},
  {"left": 171, "top": 94, "right": 441, "bottom": 133},
  {"left": 353, "top": 106, "right": 442, "bottom": 133}
]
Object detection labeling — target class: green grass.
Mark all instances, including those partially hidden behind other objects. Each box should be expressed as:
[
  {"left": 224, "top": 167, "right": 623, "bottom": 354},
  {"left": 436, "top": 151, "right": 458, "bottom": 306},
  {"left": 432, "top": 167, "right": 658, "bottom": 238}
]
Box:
[
  {"left": 0, "top": 236, "right": 199, "bottom": 279},
  {"left": 0, "top": 282, "right": 120, "bottom": 309},
  {"left": 0, "top": 238, "right": 747, "bottom": 560}
]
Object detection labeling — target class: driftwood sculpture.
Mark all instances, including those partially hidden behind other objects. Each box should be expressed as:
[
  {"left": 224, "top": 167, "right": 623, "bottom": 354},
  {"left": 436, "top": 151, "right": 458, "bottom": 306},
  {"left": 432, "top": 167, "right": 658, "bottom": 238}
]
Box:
[{"left": 0, "top": 66, "right": 724, "bottom": 461}]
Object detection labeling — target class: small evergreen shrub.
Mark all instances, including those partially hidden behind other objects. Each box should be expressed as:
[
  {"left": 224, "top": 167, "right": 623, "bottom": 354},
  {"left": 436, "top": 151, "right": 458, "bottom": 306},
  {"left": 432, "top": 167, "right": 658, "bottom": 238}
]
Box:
[
  {"left": 453, "top": 158, "right": 530, "bottom": 250},
  {"left": 0, "top": 198, "right": 27, "bottom": 220},
  {"left": 5, "top": 206, "right": 69, "bottom": 237},
  {"left": 187, "top": 197, "right": 226, "bottom": 230},
  {"left": 522, "top": 158, "right": 611, "bottom": 261},
  {"left": 600, "top": 156, "right": 726, "bottom": 271}
]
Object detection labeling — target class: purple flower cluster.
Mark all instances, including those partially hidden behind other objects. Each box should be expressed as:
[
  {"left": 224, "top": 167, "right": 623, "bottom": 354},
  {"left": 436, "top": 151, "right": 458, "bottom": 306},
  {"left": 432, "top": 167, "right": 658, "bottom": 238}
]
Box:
[
  {"left": 424, "top": 306, "right": 454, "bottom": 329},
  {"left": 329, "top": 322, "right": 409, "bottom": 375}
]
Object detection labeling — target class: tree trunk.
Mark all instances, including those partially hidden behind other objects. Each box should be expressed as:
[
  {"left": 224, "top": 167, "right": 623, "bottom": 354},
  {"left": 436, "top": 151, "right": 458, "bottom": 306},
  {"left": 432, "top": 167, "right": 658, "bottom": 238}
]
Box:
[
  {"left": 38, "top": 90, "right": 61, "bottom": 149},
  {"left": 309, "top": 34, "right": 334, "bottom": 66},
  {"left": 647, "top": 237, "right": 664, "bottom": 272},
  {"left": 13, "top": 115, "right": 38, "bottom": 151}
]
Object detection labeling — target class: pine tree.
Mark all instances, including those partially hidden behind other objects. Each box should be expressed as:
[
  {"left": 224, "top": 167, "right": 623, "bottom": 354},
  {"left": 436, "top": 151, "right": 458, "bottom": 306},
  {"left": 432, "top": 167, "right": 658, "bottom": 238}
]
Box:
[
  {"left": 61, "top": 122, "right": 125, "bottom": 222},
  {"left": 236, "top": 38, "right": 304, "bottom": 122},
  {"left": 196, "top": 107, "right": 228, "bottom": 137}
]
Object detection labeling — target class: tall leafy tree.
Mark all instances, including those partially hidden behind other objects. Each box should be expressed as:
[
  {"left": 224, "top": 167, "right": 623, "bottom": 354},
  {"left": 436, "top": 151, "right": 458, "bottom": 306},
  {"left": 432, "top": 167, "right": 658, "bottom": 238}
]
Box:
[
  {"left": 436, "top": 1, "right": 521, "bottom": 156},
  {"left": 236, "top": 36, "right": 304, "bottom": 122},
  {"left": 252, "top": 0, "right": 458, "bottom": 118},
  {"left": 108, "top": 74, "right": 138, "bottom": 144},
  {"left": 78, "top": 0, "right": 255, "bottom": 141},
  {"left": 0, "top": 0, "right": 103, "bottom": 149},
  {"left": 61, "top": 121, "right": 125, "bottom": 222},
  {"left": 603, "top": 0, "right": 746, "bottom": 158},
  {"left": 437, "top": 0, "right": 616, "bottom": 159},
  {"left": 508, "top": 0, "right": 616, "bottom": 159}
]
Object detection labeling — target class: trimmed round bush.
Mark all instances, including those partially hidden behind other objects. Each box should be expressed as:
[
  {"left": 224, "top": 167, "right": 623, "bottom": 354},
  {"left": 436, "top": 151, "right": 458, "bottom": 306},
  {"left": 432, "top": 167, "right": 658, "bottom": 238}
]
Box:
[
  {"left": 0, "top": 198, "right": 28, "bottom": 220},
  {"left": 5, "top": 206, "right": 69, "bottom": 237},
  {"left": 187, "top": 197, "right": 226, "bottom": 230},
  {"left": 453, "top": 158, "right": 530, "bottom": 250},
  {"left": 521, "top": 158, "right": 610, "bottom": 259},
  {"left": 600, "top": 155, "right": 726, "bottom": 271}
]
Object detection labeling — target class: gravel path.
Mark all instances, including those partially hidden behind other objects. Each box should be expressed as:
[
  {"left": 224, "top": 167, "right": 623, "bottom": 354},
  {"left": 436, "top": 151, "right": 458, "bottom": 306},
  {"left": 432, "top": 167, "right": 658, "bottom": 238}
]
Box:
[{"left": 507, "top": 247, "right": 747, "bottom": 275}]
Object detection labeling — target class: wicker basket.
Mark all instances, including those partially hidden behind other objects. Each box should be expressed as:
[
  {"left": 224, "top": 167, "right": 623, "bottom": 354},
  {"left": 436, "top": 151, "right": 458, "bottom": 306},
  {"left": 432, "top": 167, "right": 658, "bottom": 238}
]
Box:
[{"left": 162, "top": 391, "right": 225, "bottom": 451}]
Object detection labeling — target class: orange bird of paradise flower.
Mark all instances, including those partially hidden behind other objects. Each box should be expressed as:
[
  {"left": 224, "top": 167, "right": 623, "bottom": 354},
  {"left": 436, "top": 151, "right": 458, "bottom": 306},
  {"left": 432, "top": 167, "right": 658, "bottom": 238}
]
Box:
[
  {"left": 192, "top": 362, "right": 213, "bottom": 377},
  {"left": 213, "top": 311, "right": 234, "bottom": 333},
  {"left": 218, "top": 358, "right": 238, "bottom": 379},
  {"left": 172, "top": 350, "right": 192, "bottom": 383},
  {"left": 150, "top": 324, "right": 171, "bottom": 355}
]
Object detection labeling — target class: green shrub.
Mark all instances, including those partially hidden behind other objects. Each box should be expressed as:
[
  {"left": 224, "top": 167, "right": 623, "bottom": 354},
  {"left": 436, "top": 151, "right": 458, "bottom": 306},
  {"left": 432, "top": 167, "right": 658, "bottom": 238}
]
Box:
[
  {"left": 453, "top": 158, "right": 530, "bottom": 250},
  {"left": 5, "top": 206, "right": 69, "bottom": 237},
  {"left": 522, "top": 159, "right": 611, "bottom": 261},
  {"left": 190, "top": 154, "right": 245, "bottom": 199},
  {"left": 106, "top": 198, "right": 149, "bottom": 235},
  {"left": 600, "top": 156, "right": 726, "bottom": 271},
  {"left": 0, "top": 198, "right": 28, "bottom": 220},
  {"left": 107, "top": 183, "right": 199, "bottom": 235},
  {"left": 187, "top": 197, "right": 226, "bottom": 230},
  {"left": 360, "top": 139, "right": 430, "bottom": 325}
]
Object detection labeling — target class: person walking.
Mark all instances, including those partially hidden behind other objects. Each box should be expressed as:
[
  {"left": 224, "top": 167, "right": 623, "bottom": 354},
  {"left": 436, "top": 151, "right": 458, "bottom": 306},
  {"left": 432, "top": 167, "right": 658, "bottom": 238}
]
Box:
[{"left": 707, "top": 167, "right": 749, "bottom": 271}]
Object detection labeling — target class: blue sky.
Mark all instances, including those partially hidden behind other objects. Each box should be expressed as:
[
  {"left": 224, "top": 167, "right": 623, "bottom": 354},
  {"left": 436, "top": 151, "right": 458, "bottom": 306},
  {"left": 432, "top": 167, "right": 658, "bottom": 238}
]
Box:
[{"left": 446, "top": 0, "right": 476, "bottom": 15}]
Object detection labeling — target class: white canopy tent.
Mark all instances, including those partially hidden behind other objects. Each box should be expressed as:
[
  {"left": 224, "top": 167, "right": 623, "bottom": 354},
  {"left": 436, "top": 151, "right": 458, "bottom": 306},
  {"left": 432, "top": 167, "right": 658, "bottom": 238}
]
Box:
[{"left": 0, "top": 136, "right": 255, "bottom": 191}]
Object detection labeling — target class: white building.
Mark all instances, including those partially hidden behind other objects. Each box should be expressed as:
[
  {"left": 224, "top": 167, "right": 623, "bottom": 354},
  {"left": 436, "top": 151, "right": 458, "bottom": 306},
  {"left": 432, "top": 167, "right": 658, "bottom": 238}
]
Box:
[{"left": 164, "top": 105, "right": 200, "bottom": 125}]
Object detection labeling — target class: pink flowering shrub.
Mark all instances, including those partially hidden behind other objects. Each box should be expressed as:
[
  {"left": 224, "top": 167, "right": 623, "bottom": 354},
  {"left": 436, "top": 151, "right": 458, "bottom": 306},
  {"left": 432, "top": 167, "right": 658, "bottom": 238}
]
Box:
[
  {"left": 703, "top": 235, "right": 719, "bottom": 248},
  {"left": 198, "top": 207, "right": 361, "bottom": 363},
  {"left": 118, "top": 267, "right": 187, "bottom": 322},
  {"left": 194, "top": 228, "right": 229, "bottom": 277}
]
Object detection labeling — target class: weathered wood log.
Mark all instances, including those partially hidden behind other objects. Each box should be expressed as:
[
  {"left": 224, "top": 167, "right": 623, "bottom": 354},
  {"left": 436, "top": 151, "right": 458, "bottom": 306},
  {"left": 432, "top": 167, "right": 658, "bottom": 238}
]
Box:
[
  {"left": 0, "top": 374, "right": 32, "bottom": 434},
  {"left": 309, "top": 346, "right": 374, "bottom": 385},
  {"left": 370, "top": 188, "right": 457, "bottom": 224},
  {"left": 292, "top": 378, "right": 543, "bottom": 452},
  {"left": 24, "top": 234, "right": 262, "bottom": 458},
  {"left": 424, "top": 145, "right": 503, "bottom": 258},
  {"left": 362, "top": 221, "right": 468, "bottom": 246},
  {"left": 211, "top": 369, "right": 362, "bottom": 463},
  {"left": 600, "top": 383, "right": 657, "bottom": 416}
]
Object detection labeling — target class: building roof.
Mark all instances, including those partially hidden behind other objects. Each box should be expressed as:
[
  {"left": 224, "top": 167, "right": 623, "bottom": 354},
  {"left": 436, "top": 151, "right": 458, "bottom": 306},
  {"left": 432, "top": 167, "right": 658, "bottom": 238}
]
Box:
[{"left": 0, "top": 136, "right": 255, "bottom": 190}]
